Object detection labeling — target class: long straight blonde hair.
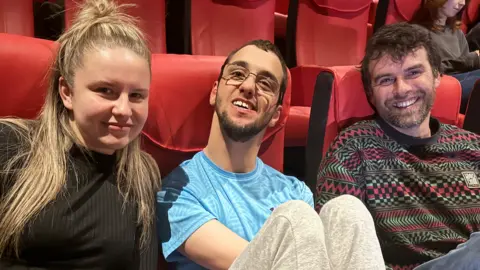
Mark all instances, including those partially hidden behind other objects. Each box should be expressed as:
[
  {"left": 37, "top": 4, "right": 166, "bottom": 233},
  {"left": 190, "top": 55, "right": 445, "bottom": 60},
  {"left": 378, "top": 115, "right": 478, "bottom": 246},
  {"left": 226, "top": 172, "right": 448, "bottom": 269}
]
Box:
[{"left": 0, "top": 0, "right": 160, "bottom": 257}]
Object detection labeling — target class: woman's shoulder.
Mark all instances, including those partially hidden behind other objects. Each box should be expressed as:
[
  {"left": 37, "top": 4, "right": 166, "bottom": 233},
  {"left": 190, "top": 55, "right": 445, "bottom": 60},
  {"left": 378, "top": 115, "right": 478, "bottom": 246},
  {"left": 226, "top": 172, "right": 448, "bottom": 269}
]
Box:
[{"left": 0, "top": 120, "right": 32, "bottom": 145}]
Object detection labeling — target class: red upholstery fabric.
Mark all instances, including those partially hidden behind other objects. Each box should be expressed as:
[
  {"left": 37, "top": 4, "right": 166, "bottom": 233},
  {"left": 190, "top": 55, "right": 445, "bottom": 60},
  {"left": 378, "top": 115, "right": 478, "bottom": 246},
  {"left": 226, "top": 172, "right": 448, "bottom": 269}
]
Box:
[
  {"left": 64, "top": 0, "right": 166, "bottom": 53},
  {"left": 142, "top": 54, "right": 292, "bottom": 176},
  {"left": 285, "top": 66, "right": 351, "bottom": 147},
  {"left": 385, "top": 0, "right": 422, "bottom": 24},
  {"left": 295, "top": 0, "right": 372, "bottom": 66},
  {"left": 323, "top": 68, "right": 462, "bottom": 155},
  {"left": 190, "top": 0, "right": 275, "bottom": 56},
  {"left": 276, "top": 0, "right": 289, "bottom": 14},
  {"left": 0, "top": 33, "right": 55, "bottom": 118},
  {"left": 461, "top": 0, "right": 480, "bottom": 33},
  {"left": 0, "top": 0, "right": 34, "bottom": 36}
]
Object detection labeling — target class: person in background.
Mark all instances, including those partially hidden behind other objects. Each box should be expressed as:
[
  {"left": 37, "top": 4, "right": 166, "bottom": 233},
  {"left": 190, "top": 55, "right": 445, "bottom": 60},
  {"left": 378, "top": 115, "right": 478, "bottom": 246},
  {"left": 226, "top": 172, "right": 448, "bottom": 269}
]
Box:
[
  {"left": 0, "top": 0, "right": 160, "bottom": 269},
  {"left": 410, "top": 0, "right": 479, "bottom": 113},
  {"left": 157, "top": 40, "right": 386, "bottom": 270},
  {"left": 317, "top": 22, "right": 480, "bottom": 270}
]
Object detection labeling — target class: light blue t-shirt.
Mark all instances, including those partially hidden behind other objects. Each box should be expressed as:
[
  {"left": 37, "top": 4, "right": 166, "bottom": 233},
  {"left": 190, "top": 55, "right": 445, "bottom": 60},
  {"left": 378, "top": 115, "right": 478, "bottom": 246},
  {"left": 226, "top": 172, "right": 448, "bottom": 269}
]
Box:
[{"left": 156, "top": 151, "right": 313, "bottom": 270}]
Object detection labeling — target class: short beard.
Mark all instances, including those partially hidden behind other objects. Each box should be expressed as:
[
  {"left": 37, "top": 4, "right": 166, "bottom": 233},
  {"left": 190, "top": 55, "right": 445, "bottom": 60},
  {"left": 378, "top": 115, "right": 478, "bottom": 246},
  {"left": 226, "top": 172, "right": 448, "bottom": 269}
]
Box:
[
  {"left": 384, "top": 88, "right": 435, "bottom": 129},
  {"left": 215, "top": 98, "right": 274, "bottom": 143}
]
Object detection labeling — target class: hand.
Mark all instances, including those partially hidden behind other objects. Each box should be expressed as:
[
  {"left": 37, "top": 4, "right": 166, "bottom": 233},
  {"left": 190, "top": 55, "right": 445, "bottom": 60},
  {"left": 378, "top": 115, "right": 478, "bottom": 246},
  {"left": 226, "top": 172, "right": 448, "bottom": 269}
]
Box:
[{"left": 475, "top": 50, "right": 480, "bottom": 56}]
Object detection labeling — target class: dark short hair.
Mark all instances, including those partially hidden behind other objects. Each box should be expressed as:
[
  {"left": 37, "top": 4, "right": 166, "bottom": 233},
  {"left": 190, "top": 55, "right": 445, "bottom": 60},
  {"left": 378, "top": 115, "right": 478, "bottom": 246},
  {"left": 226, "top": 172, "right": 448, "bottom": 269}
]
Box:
[
  {"left": 360, "top": 22, "right": 442, "bottom": 97},
  {"left": 217, "top": 40, "right": 288, "bottom": 106}
]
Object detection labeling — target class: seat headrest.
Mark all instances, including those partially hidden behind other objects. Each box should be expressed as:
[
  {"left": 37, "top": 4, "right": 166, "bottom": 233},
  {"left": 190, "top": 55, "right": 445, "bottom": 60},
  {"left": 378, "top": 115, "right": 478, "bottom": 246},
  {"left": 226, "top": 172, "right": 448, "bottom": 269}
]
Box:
[
  {"left": 335, "top": 68, "right": 461, "bottom": 130},
  {"left": 310, "top": 0, "right": 372, "bottom": 13},
  {"left": 393, "top": 0, "right": 421, "bottom": 21},
  {"left": 142, "top": 54, "right": 291, "bottom": 152},
  {"left": 212, "top": 0, "right": 271, "bottom": 8},
  {"left": 0, "top": 33, "right": 56, "bottom": 118}
]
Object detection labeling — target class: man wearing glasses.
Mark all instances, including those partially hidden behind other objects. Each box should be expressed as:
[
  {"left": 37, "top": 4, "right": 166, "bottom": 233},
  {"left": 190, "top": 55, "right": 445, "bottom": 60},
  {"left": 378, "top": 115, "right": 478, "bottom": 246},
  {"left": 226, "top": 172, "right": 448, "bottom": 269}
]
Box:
[{"left": 156, "top": 40, "right": 385, "bottom": 270}]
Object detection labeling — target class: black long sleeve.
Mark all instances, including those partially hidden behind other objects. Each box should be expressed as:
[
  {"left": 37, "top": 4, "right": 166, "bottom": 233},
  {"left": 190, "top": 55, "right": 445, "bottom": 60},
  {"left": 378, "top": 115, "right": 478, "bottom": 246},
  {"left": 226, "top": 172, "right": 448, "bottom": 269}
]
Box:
[{"left": 0, "top": 122, "right": 158, "bottom": 269}]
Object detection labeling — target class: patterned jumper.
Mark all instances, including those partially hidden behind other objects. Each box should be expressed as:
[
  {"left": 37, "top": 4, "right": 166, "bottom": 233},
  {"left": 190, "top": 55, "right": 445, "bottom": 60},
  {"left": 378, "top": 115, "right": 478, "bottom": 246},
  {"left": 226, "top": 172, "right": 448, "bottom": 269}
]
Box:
[{"left": 316, "top": 117, "right": 480, "bottom": 269}]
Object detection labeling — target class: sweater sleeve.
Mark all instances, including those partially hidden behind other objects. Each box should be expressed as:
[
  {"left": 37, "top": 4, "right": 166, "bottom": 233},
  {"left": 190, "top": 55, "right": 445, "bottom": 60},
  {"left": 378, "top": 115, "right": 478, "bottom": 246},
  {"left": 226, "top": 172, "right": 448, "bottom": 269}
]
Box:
[
  {"left": 315, "top": 132, "right": 366, "bottom": 210},
  {"left": 442, "top": 30, "right": 480, "bottom": 73}
]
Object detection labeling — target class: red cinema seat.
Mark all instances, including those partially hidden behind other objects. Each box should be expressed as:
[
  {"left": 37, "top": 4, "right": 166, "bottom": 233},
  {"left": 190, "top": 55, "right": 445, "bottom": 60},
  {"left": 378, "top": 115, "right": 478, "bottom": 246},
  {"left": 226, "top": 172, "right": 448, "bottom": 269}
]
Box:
[
  {"left": 184, "top": 0, "right": 275, "bottom": 56},
  {"left": 0, "top": 33, "right": 55, "bottom": 118},
  {"left": 64, "top": 0, "right": 166, "bottom": 54},
  {"left": 461, "top": 0, "right": 480, "bottom": 33},
  {"left": 373, "top": 0, "right": 422, "bottom": 32},
  {"left": 0, "top": 0, "right": 34, "bottom": 37},
  {"left": 275, "top": 0, "right": 289, "bottom": 38},
  {"left": 142, "top": 54, "right": 292, "bottom": 178},
  {"left": 284, "top": 0, "right": 373, "bottom": 150},
  {"left": 304, "top": 67, "right": 462, "bottom": 191},
  {"left": 286, "top": 0, "right": 373, "bottom": 68}
]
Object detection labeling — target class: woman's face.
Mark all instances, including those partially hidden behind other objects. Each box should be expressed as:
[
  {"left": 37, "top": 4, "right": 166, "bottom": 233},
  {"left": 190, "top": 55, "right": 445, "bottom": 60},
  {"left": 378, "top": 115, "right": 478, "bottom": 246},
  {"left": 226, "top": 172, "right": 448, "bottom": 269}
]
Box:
[
  {"left": 60, "top": 47, "right": 151, "bottom": 154},
  {"left": 439, "top": 0, "right": 465, "bottom": 18}
]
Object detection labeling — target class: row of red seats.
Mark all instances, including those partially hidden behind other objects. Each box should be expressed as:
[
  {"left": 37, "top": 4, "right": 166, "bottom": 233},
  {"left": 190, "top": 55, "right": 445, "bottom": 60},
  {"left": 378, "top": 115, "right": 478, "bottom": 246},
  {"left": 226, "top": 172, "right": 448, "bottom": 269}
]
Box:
[
  {"left": 0, "top": 32, "right": 464, "bottom": 192},
  {"left": 3, "top": 0, "right": 480, "bottom": 65}
]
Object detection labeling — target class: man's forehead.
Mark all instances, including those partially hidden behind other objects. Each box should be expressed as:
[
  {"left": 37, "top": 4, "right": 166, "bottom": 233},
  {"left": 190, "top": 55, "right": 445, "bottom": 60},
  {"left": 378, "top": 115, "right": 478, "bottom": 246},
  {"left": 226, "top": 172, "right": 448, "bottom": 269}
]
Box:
[
  {"left": 369, "top": 47, "right": 429, "bottom": 74},
  {"left": 228, "top": 45, "right": 283, "bottom": 78}
]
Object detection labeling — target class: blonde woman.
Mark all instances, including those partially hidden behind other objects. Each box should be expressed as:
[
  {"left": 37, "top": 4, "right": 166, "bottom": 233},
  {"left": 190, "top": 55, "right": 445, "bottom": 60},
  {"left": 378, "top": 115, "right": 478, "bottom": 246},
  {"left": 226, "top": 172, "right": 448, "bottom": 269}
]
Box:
[{"left": 0, "top": 0, "right": 160, "bottom": 269}]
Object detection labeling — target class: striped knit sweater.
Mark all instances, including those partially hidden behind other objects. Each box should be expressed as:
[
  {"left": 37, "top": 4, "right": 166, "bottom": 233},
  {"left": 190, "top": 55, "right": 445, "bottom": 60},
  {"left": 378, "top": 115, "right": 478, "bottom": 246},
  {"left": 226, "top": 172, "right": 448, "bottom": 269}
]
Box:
[{"left": 316, "top": 117, "right": 480, "bottom": 269}]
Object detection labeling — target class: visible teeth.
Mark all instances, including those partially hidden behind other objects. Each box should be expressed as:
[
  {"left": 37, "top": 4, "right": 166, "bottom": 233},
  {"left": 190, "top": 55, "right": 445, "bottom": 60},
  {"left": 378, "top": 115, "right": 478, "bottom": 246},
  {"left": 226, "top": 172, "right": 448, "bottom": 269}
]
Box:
[
  {"left": 394, "top": 98, "right": 416, "bottom": 108},
  {"left": 233, "top": 100, "right": 250, "bottom": 109}
]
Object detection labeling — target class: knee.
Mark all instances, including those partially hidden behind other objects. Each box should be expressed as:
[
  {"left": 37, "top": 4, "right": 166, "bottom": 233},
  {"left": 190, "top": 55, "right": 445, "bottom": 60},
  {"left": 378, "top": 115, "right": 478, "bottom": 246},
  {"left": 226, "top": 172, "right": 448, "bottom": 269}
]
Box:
[
  {"left": 320, "top": 195, "right": 374, "bottom": 225},
  {"left": 271, "top": 200, "right": 319, "bottom": 225}
]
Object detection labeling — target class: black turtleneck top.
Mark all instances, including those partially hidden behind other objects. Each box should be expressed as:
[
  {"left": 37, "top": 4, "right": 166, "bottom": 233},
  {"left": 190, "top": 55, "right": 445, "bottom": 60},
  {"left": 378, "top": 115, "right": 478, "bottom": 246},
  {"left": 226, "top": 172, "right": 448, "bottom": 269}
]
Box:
[{"left": 0, "top": 122, "right": 158, "bottom": 269}]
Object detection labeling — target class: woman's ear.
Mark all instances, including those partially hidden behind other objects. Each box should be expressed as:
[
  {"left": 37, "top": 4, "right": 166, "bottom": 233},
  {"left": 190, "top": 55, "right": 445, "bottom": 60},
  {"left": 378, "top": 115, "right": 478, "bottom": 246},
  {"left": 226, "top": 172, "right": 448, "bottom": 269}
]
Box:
[{"left": 59, "top": 77, "right": 73, "bottom": 110}]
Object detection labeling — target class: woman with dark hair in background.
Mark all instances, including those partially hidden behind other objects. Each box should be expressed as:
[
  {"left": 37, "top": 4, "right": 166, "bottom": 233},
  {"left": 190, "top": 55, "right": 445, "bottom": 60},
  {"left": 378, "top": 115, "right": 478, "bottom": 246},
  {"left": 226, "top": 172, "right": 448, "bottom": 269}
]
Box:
[{"left": 411, "top": 0, "right": 479, "bottom": 113}]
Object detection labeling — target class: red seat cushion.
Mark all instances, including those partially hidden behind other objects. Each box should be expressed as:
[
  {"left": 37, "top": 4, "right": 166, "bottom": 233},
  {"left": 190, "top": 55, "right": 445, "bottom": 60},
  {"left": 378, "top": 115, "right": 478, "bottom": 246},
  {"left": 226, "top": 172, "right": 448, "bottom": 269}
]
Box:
[
  {"left": 0, "top": 0, "right": 34, "bottom": 36},
  {"left": 64, "top": 0, "right": 166, "bottom": 54},
  {"left": 142, "top": 54, "right": 291, "bottom": 176},
  {"left": 0, "top": 33, "right": 55, "bottom": 118},
  {"left": 190, "top": 0, "right": 275, "bottom": 56}
]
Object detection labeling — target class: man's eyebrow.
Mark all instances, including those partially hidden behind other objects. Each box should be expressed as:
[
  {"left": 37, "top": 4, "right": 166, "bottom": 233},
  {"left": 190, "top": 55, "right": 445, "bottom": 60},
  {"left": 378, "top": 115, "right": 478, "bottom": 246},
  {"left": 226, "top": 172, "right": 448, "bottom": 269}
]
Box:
[
  {"left": 229, "top": 61, "right": 248, "bottom": 68},
  {"left": 404, "top": 64, "right": 425, "bottom": 72}
]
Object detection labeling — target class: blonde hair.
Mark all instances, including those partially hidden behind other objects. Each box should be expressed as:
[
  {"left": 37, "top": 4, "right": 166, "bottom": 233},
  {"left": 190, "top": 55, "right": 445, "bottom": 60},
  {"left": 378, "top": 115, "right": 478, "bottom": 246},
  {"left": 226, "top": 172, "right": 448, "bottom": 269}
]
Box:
[{"left": 0, "top": 0, "right": 160, "bottom": 257}]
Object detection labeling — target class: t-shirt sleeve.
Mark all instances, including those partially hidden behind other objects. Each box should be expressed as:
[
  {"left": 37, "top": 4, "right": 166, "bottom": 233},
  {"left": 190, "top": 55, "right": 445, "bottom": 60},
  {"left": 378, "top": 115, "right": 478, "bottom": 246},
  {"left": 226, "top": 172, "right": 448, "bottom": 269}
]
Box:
[
  {"left": 315, "top": 133, "right": 366, "bottom": 210},
  {"left": 156, "top": 166, "right": 216, "bottom": 260}
]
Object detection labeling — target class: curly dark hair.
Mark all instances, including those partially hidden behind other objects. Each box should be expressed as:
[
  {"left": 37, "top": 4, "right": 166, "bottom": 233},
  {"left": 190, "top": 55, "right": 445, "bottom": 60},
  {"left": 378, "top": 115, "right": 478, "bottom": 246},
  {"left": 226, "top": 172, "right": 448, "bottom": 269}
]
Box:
[
  {"left": 360, "top": 22, "right": 443, "bottom": 97},
  {"left": 217, "top": 40, "right": 288, "bottom": 106}
]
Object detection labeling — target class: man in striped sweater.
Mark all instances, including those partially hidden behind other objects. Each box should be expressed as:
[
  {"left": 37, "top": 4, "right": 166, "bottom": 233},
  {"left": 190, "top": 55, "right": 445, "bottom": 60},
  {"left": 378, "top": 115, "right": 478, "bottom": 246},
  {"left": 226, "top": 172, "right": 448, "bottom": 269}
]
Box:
[{"left": 317, "top": 22, "right": 480, "bottom": 270}]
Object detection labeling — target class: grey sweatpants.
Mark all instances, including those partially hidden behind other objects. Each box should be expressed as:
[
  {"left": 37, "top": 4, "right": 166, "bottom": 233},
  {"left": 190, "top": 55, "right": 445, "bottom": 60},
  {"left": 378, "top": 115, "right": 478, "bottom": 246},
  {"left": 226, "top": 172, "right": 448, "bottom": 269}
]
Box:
[{"left": 230, "top": 195, "right": 385, "bottom": 270}]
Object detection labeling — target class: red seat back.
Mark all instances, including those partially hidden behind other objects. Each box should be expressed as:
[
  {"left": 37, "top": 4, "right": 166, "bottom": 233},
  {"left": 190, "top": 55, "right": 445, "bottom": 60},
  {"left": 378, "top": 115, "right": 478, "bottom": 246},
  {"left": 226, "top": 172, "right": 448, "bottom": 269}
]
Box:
[
  {"left": 0, "top": 0, "right": 34, "bottom": 36},
  {"left": 293, "top": 0, "right": 372, "bottom": 66},
  {"left": 0, "top": 33, "right": 55, "bottom": 118},
  {"left": 385, "top": 0, "right": 421, "bottom": 24},
  {"left": 189, "top": 0, "right": 275, "bottom": 56},
  {"left": 142, "top": 54, "right": 292, "bottom": 176},
  {"left": 64, "top": 0, "right": 166, "bottom": 54},
  {"left": 276, "top": 0, "right": 290, "bottom": 14},
  {"left": 462, "top": 0, "right": 480, "bottom": 33},
  {"left": 334, "top": 68, "right": 461, "bottom": 134}
]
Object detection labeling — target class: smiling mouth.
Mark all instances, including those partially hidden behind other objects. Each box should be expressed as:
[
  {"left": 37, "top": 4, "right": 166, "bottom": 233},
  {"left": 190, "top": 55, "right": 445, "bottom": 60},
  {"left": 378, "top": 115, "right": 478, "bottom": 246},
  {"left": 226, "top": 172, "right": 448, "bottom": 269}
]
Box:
[
  {"left": 232, "top": 100, "right": 256, "bottom": 111},
  {"left": 392, "top": 97, "right": 419, "bottom": 109}
]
